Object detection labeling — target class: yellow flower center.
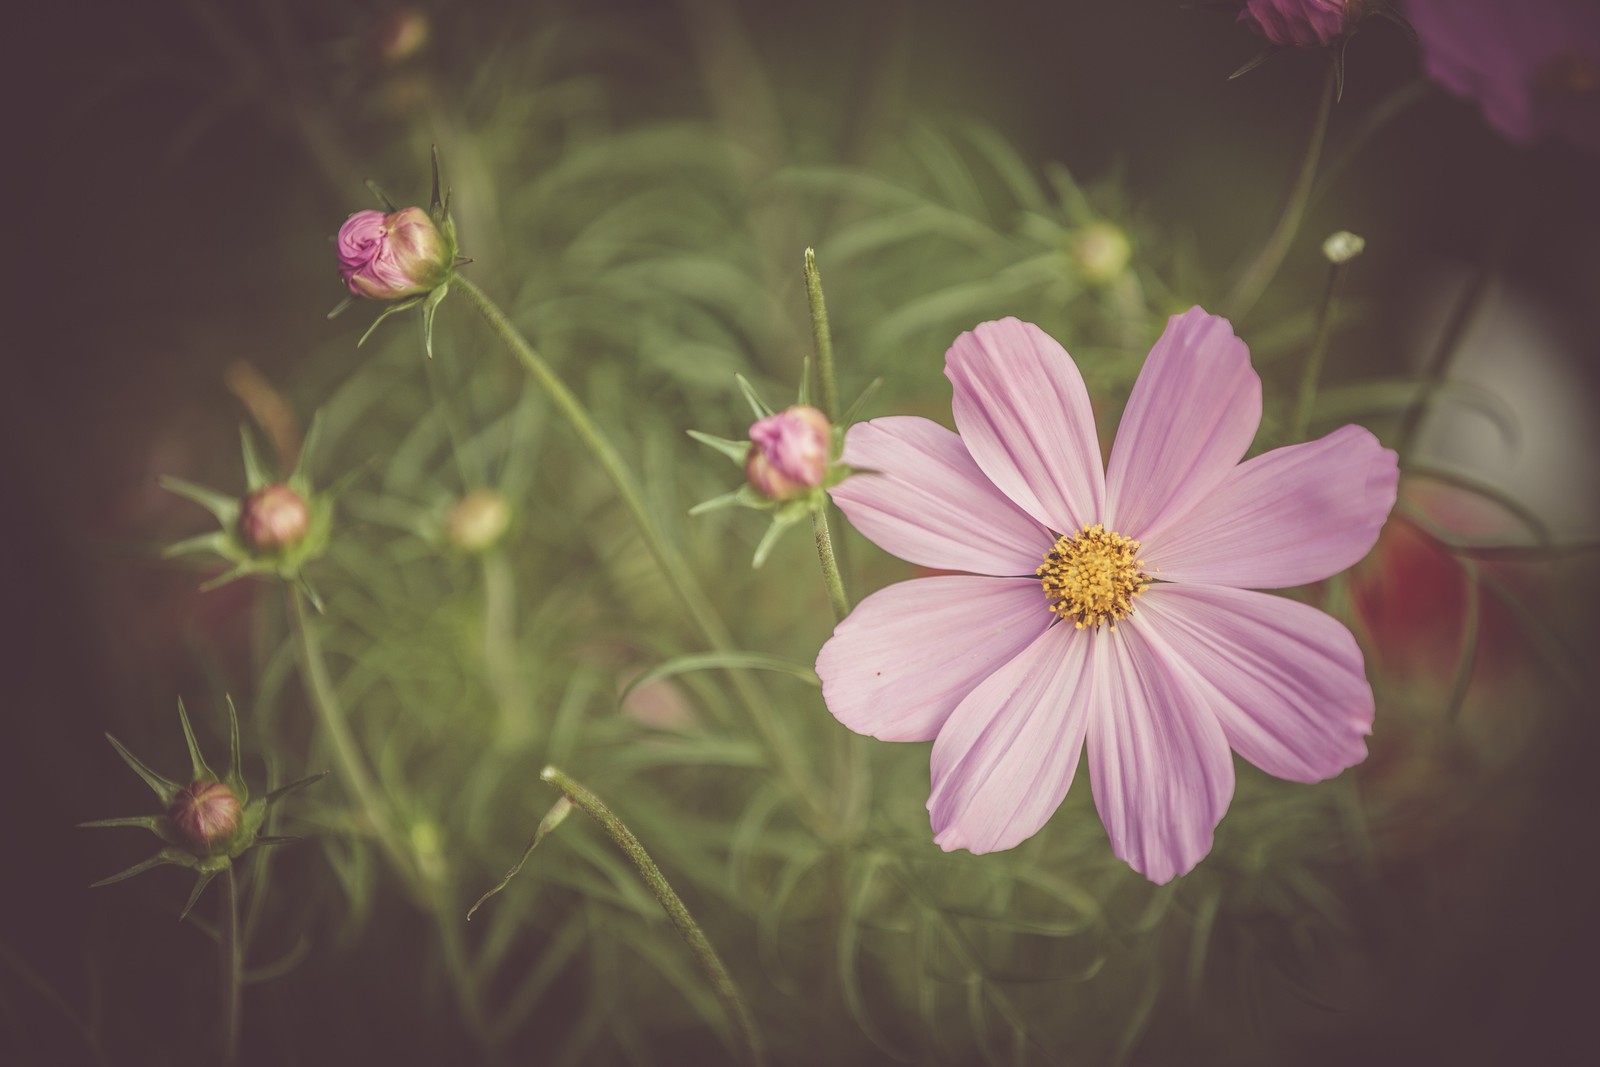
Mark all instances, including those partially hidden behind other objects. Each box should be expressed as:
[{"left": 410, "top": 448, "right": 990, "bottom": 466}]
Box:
[{"left": 1036, "top": 524, "right": 1150, "bottom": 631}]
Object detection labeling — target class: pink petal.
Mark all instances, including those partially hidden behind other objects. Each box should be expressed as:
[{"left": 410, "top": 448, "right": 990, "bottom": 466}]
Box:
[
  {"left": 1141, "top": 425, "right": 1399, "bottom": 588},
  {"left": 1133, "top": 585, "right": 1373, "bottom": 783},
  {"left": 1104, "top": 308, "right": 1261, "bottom": 541},
  {"left": 928, "top": 624, "right": 1094, "bottom": 853},
  {"left": 832, "top": 417, "right": 1052, "bottom": 575},
  {"left": 1086, "top": 620, "right": 1235, "bottom": 883},
  {"left": 818, "top": 576, "right": 1048, "bottom": 743},
  {"left": 945, "top": 319, "right": 1106, "bottom": 534}
]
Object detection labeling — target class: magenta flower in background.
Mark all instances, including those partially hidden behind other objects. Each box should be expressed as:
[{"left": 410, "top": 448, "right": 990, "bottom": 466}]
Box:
[
  {"left": 745, "top": 404, "right": 832, "bottom": 501},
  {"left": 1404, "top": 0, "right": 1600, "bottom": 153},
  {"left": 816, "top": 310, "right": 1398, "bottom": 882},
  {"left": 336, "top": 205, "right": 451, "bottom": 300},
  {"left": 1240, "top": 0, "right": 1359, "bottom": 48}
]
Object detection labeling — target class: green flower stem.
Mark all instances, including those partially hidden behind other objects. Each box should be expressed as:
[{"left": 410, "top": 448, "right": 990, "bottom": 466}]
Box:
[
  {"left": 286, "top": 588, "right": 415, "bottom": 886},
  {"left": 1290, "top": 258, "right": 1345, "bottom": 442},
  {"left": 287, "top": 588, "right": 493, "bottom": 1040},
  {"left": 220, "top": 866, "right": 241, "bottom": 1067},
  {"left": 803, "top": 249, "right": 841, "bottom": 423},
  {"left": 811, "top": 509, "right": 850, "bottom": 624},
  {"left": 1223, "top": 62, "right": 1337, "bottom": 321},
  {"left": 803, "top": 248, "right": 851, "bottom": 621},
  {"left": 540, "top": 765, "right": 766, "bottom": 1067},
  {"left": 454, "top": 276, "right": 821, "bottom": 811}
]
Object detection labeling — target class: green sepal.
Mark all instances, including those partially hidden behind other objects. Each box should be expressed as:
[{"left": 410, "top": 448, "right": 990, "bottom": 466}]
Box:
[
  {"left": 198, "top": 562, "right": 254, "bottom": 593},
  {"left": 176, "top": 698, "right": 216, "bottom": 784},
  {"left": 421, "top": 282, "right": 449, "bottom": 360},
  {"left": 752, "top": 502, "right": 810, "bottom": 569},
  {"left": 178, "top": 869, "right": 220, "bottom": 922},
  {"left": 429, "top": 144, "right": 443, "bottom": 214},
  {"left": 689, "top": 489, "right": 747, "bottom": 517},
  {"left": 105, "top": 733, "right": 181, "bottom": 805},
  {"left": 162, "top": 531, "right": 231, "bottom": 561},
  {"left": 78, "top": 814, "right": 182, "bottom": 846},
  {"left": 839, "top": 378, "right": 884, "bottom": 428},
  {"left": 262, "top": 770, "right": 330, "bottom": 805},
  {"left": 325, "top": 296, "right": 354, "bottom": 321},
  {"left": 686, "top": 430, "right": 751, "bottom": 467},
  {"left": 358, "top": 296, "right": 425, "bottom": 348},
  {"left": 288, "top": 413, "right": 324, "bottom": 495},
  {"left": 734, "top": 374, "right": 774, "bottom": 420},
  {"left": 239, "top": 427, "right": 272, "bottom": 491},
  {"left": 89, "top": 848, "right": 192, "bottom": 888},
  {"left": 159, "top": 477, "right": 240, "bottom": 526}
]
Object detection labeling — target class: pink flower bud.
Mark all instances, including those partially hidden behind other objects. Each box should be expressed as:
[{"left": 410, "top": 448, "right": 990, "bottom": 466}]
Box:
[
  {"left": 1239, "top": 0, "right": 1364, "bottom": 48},
  {"left": 745, "top": 405, "right": 831, "bottom": 501},
  {"left": 238, "top": 483, "right": 310, "bottom": 551},
  {"left": 169, "top": 780, "right": 242, "bottom": 849},
  {"left": 336, "top": 206, "right": 451, "bottom": 300}
]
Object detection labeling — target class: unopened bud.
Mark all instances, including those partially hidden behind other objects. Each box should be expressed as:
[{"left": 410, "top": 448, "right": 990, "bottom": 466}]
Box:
[
  {"left": 238, "top": 483, "right": 310, "bottom": 551},
  {"left": 745, "top": 405, "right": 831, "bottom": 501},
  {"left": 337, "top": 206, "right": 451, "bottom": 301},
  {"left": 1239, "top": 0, "right": 1366, "bottom": 48},
  {"left": 1322, "top": 230, "right": 1366, "bottom": 264},
  {"left": 446, "top": 489, "right": 512, "bottom": 553},
  {"left": 1071, "top": 222, "right": 1132, "bottom": 286},
  {"left": 169, "top": 780, "right": 242, "bottom": 849},
  {"left": 374, "top": 8, "right": 430, "bottom": 63}
]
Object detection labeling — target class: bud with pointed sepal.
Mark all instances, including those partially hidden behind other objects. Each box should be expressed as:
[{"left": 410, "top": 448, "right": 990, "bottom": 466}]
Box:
[{"left": 80, "top": 697, "right": 326, "bottom": 919}]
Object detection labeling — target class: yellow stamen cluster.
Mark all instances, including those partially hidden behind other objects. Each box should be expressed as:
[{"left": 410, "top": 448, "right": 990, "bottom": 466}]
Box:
[{"left": 1036, "top": 524, "right": 1150, "bottom": 631}]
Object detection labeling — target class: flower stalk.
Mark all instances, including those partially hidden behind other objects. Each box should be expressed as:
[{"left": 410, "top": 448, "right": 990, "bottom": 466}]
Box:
[
  {"left": 452, "top": 274, "right": 821, "bottom": 811},
  {"left": 1223, "top": 61, "right": 1338, "bottom": 320},
  {"left": 802, "top": 248, "right": 850, "bottom": 622},
  {"left": 220, "top": 866, "right": 241, "bottom": 1067},
  {"left": 539, "top": 765, "right": 766, "bottom": 1067}
]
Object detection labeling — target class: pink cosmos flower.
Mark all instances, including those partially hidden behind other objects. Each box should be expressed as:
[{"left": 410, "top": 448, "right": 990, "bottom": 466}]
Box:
[
  {"left": 336, "top": 206, "right": 450, "bottom": 300},
  {"left": 1404, "top": 0, "right": 1600, "bottom": 154},
  {"left": 816, "top": 309, "right": 1398, "bottom": 882},
  {"left": 1240, "top": 0, "right": 1360, "bottom": 48},
  {"left": 745, "top": 405, "right": 832, "bottom": 501}
]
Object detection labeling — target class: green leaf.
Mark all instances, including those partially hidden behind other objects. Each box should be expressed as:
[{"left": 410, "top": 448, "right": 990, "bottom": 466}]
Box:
[
  {"left": 619, "top": 652, "right": 819, "bottom": 709},
  {"left": 105, "top": 733, "right": 180, "bottom": 805},
  {"left": 176, "top": 699, "right": 214, "bottom": 783},
  {"left": 734, "top": 374, "right": 773, "bottom": 420},
  {"left": 159, "top": 477, "right": 239, "bottom": 525},
  {"left": 467, "top": 795, "right": 574, "bottom": 921},
  {"left": 685, "top": 430, "right": 750, "bottom": 466}
]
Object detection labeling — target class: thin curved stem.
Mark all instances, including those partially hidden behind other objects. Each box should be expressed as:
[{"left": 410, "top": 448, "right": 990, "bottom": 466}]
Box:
[
  {"left": 541, "top": 766, "right": 766, "bottom": 1067},
  {"left": 453, "top": 275, "right": 821, "bottom": 811},
  {"left": 220, "top": 867, "right": 241, "bottom": 1067},
  {"left": 286, "top": 587, "right": 415, "bottom": 886},
  {"left": 1224, "top": 62, "right": 1337, "bottom": 321},
  {"left": 1290, "top": 259, "right": 1345, "bottom": 442}
]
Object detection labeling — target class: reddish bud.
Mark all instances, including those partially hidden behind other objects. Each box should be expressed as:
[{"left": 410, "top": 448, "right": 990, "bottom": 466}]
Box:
[
  {"left": 745, "top": 405, "right": 832, "bottom": 501},
  {"left": 169, "top": 780, "right": 242, "bottom": 849},
  {"left": 238, "top": 483, "right": 310, "bottom": 551}
]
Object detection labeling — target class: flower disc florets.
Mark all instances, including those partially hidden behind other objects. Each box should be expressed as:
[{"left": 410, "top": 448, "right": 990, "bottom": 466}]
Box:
[{"left": 1037, "top": 524, "right": 1150, "bottom": 630}]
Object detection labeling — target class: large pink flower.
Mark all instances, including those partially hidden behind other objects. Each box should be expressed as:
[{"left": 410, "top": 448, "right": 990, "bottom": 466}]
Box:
[{"left": 816, "top": 309, "right": 1398, "bottom": 883}]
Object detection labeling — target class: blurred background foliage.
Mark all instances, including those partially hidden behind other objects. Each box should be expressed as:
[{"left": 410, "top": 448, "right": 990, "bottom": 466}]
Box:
[{"left": 6, "top": 1, "right": 1600, "bottom": 1064}]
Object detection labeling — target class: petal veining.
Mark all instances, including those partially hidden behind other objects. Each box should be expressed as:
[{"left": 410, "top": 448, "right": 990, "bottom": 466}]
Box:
[
  {"left": 945, "top": 318, "right": 1106, "bottom": 533},
  {"left": 832, "top": 417, "right": 1052, "bottom": 576},
  {"left": 818, "top": 576, "right": 1049, "bottom": 743}
]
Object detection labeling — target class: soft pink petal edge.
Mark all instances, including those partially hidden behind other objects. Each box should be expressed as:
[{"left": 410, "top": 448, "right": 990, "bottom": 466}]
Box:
[
  {"left": 928, "top": 624, "right": 1095, "bottom": 854},
  {"left": 945, "top": 318, "right": 1105, "bottom": 534},
  {"left": 831, "top": 417, "right": 1052, "bottom": 576},
  {"left": 817, "top": 576, "right": 1049, "bottom": 743},
  {"left": 1104, "top": 308, "right": 1262, "bottom": 543},
  {"left": 1133, "top": 584, "right": 1374, "bottom": 783},
  {"left": 1140, "top": 424, "right": 1399, "bottom": 589},
  {"left": 1086, "top": 621, "right": 1236, "bottom": 884}
]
